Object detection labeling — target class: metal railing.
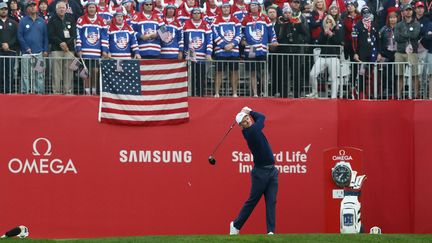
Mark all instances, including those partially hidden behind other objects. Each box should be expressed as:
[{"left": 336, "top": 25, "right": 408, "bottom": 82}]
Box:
[{"left": 1, "top": 46, "right": 431, "bottom": 99}]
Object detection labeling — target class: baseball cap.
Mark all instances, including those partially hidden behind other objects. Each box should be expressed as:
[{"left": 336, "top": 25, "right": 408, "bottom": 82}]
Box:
[
  {"left": 25, "top": 0, "right": 37, "bottom": 9},
  {"left": 236, "top": 112, "right": 248, "bottom": 124},
  {"left": 0, "top": 2, "right": 8, "bottom": 8},
  {"left": 415, "top": 1, "right": 424, "bottom": 8},
  {"left": 401, "top": 3, "right": 413, "bottom": 11}
]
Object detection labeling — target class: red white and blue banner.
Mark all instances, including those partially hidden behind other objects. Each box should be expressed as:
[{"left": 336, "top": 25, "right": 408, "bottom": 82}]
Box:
[
  {"left": 0, "top": 96, "right": 431, "bottom": 238},
  {"left": 99, "top": 59, "right": 189, "bottom": 125}
]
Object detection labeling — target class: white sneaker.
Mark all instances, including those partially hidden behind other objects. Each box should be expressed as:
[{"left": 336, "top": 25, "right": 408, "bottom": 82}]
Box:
[
  {"left": 268, "top": 232, "right": 274, "bottom": 235},
  {"left": 305, "top": 92, "right": 318, "bottom": 98},
  {"left": 230, "top": 221, "right": 239, "bottom": 235}
]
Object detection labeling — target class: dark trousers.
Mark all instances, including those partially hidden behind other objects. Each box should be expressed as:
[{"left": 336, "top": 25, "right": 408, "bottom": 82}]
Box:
[
  {"left": 191, "top": 61, "right": 207, "bottom": 96},
  {"left": 234, "top": 166, "right": 278, "bottom": 233},
  {"left": 0, "top": 51, "right": 16, "bottom": 93}
]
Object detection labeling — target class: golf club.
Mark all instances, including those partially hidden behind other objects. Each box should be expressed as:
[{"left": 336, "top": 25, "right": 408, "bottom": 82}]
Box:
[{"left": 208, "top": 120, "right": 237, "bottom": 165}]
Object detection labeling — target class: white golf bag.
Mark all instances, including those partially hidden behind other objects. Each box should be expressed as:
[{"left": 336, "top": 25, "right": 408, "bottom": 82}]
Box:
[{"left": 340, "top": 195, "right": 362, "bottom": 234}]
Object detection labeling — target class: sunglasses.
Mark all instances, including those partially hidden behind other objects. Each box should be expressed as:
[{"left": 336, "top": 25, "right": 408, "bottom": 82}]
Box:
[
  {"left": 144, "top": 3, "right": 152, "bottom": 6},
  {"left": 193, "top": 12, "right": 201, "bottom": 14}
]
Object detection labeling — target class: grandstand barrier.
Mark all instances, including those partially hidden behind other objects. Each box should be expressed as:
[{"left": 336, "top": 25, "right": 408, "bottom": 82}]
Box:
[
  {"left": 0, "top": 95, "right": 431, "bottom": 238},
  {"left": 2, "top": 52, "right": 431, "bottom": 99}
]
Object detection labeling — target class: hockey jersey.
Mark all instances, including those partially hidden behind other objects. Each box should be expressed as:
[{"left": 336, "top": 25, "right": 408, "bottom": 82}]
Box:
[
  {"left": 183, "top": 19, "right": 213, "bottom": 61},
  {"left": 97, "top": 4, "right": 113, "bottom": 24},
  {"left": 176, "top": 2, "right": 193, "bottom": 25},
  {"left": 241, "top": 13, "right": 277, "bottom": 58},
  {"left": 108, "top": 21, "right": 140, "bottom": 59},
  {"left": 232, "top": 2, "right": 248, "bottom": 22},
  {"left": 76, "top": 15, "right": 109, "bottom": 58},
  {"left": 212, "top": 15, "right": 241, "bottom": 57},
  {"left": 160, "top": 17, "right": 184, "bottom": 59},
  {"left": 203, "top": 3, "right": 221, "bottom": 26},
  {"left": 131, "top": 12, "right": 164, "bottom": 57}
]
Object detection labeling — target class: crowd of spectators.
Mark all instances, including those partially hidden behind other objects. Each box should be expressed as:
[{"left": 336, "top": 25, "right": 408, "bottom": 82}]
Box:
[{"left": 0, "top": 0, "right": 431, "bottom": 98}]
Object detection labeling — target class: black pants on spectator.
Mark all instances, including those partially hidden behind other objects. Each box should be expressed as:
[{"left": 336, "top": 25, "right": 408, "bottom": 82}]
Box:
[
  {"left": 271, "top": 55, "right": 289, "bottom": 97},
  {"left": 0, "top": 51, "right": 16, "bottom": 93},
  {"left": 191, "top": 61, "right": 206, "bottom": 96}
]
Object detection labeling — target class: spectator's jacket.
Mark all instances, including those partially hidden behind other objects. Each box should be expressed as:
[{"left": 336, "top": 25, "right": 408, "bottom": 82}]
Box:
[
  {"left": 0, "top": 17, "right": 19, "bottom": 52},
  {"left": 97, "top": 4, "right": 113, "bottom": 25},
  {"left": 212, "top": 14, "right": 241, "bottom": 58},
  {"left": 204, "top": 4, "right": 221, "bottom": 26},
  {"left": 160, "top": 17, "right": 184, "bottom": 59},
  {"left": 352, "top": 20, "right": 378, "bottom": 61},
  {"left": 241, "top": 12, "right": 277, "bottom": 57},
  {"left": 318, "top": 24, "right": 344, "bottom": 56},
  {"left": 125, "top": 10, "right": 136, "bottom": 26},
  {"left": 232, "top": 2, "right": 248, "bottom": 22},
  {"left": 38, "top": 10, "right": 51, "bottom": 23},
  {"left": 378, "top": 25, "right": 396, "bottom": 61},
  {"left": 17, "top": 15, "right": 49, "bottom": 54},
  {"left": 49, "top": 0, "right": 83, "bottom": 21},
  {"left": 76, "top": 14, "right": 109, "bottom": 58},
  {"left": 47, "top": 13, "right": 76, "bottom": 52},
  {"left": 183, "top": 19, "right": 213, "bottom": 61},
  {"left": 108, "top": 21, "right": 139, "bottom": 59},
  {"left": 153, "top": 7, "right": 164, "bottom": 19},
  {"left": 309, "top": 10, "right": 324, "bottom": 43},
  {"left": 8, "top": 10, "right": 23, "bottom": 23},
  {"left": 275, "top": 15, "right": 310, "bottom": 53},
  {"left": 422, "top": 21, "right": 432, "bottom": 53},
  {"left": 417, "top": 15, "right": 431, "bottom": 50},
  {"left": 394, "top": 18, "right": 421, "bottom": 54},
  {"left": 131, "top": 11, "right": 164, "bottom": 57},
  {"left": 342, "top": 13, "right": 362, "bottom": 47}
]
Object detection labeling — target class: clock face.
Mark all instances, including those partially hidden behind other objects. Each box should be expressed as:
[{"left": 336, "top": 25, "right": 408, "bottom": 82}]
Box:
[{"left": 332, "top": 164, "right": 352, "bottom": 187}]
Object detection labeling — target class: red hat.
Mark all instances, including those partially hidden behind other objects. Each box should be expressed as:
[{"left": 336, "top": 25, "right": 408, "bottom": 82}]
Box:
[
  {"left": 415, "top": 1, "right": 425, "bottom": 8},
  {"left": 387, "top": 6, "right": 398, "bottom": 14}
]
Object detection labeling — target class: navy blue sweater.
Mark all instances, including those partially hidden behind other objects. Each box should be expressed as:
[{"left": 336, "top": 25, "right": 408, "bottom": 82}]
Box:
[{"left": 241, "top": 111, "right": 275, "bottom": 167}]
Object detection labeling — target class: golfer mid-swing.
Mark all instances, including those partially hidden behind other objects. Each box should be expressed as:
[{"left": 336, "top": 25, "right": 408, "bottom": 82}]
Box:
[{"left": 230, "top": 107, "right": 279, "bottom": 235}]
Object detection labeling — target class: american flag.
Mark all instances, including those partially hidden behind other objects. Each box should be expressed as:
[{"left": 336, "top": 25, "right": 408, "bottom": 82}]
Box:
[{"left": 99, "top": 59, "right": 189, "bottom": 125}]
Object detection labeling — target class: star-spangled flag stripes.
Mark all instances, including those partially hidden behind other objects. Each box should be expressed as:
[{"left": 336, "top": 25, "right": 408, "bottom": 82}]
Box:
[{"left": 99, "top": 59, "right": 189, "bottom": 125}]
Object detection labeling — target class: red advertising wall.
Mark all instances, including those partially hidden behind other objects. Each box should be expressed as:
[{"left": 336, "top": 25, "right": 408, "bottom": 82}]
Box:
[{"left": 0, "top": 95, "right": 430, "bottom": 238}]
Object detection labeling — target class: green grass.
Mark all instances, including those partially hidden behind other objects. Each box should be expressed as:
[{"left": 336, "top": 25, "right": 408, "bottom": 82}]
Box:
[{"left": 4, "top": 234, "right": 432, "bottom": 243}]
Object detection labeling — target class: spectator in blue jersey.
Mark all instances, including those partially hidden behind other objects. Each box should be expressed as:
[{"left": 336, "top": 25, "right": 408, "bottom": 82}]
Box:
[
  {"left": 160, "top": 0, "right": 184, "bottom": 60},
  {"left": 241, "top": 0, "right": 278, "bottom": 97},
  {"left": 48, "top": 0, "right": 77, "bottom": 94},
  {"left": 230, "top": 106, "right": 278, "bottom": 235},
  {"left": 232, "top": 0, "right": 248, "bottom": 22},
  {"left": 122, "top": 0, "right": 136, "bottom": 25},
  {"left": 107, "top": 7, "right": 141, "bottom": 59},
  {"left": 97, "top": 0, "right": 113, "bottom": 25},
  {"left": 17, "top": 0, "right": 49, "bottom": 94},
  {"left": 212, "top": 0, "right": 241, "bottom": 97},
  {"left": 131, "top": 0, "right": 164, "bottom": 58},
  {"left": 183, "top": 6, "right": 213, "bottom": 96},
  {"left": 0, "top": 1, "right": 19, "bottom": 93},
  {"left": 76, "top": 0, "right": 109, "bottom": 94}
]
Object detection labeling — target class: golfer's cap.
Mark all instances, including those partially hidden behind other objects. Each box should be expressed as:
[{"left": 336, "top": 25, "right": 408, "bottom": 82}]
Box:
[{"left": 236, "top": 112, "right": 248, "bottom": 124}]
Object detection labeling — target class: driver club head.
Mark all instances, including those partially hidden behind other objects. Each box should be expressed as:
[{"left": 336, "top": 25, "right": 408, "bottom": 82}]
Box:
[{"left": 208, "top": 156, "right": 216, "bottom": 165}]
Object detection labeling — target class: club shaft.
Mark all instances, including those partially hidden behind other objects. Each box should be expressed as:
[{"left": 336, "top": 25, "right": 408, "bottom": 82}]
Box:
[{"left": 210, "top": 121, "right": 237, "bottom": 156}]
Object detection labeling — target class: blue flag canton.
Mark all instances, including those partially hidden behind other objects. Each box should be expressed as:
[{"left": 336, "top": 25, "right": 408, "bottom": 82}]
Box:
[{"left": 102, "top": 60, "right": 141, "bottom": 95}]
